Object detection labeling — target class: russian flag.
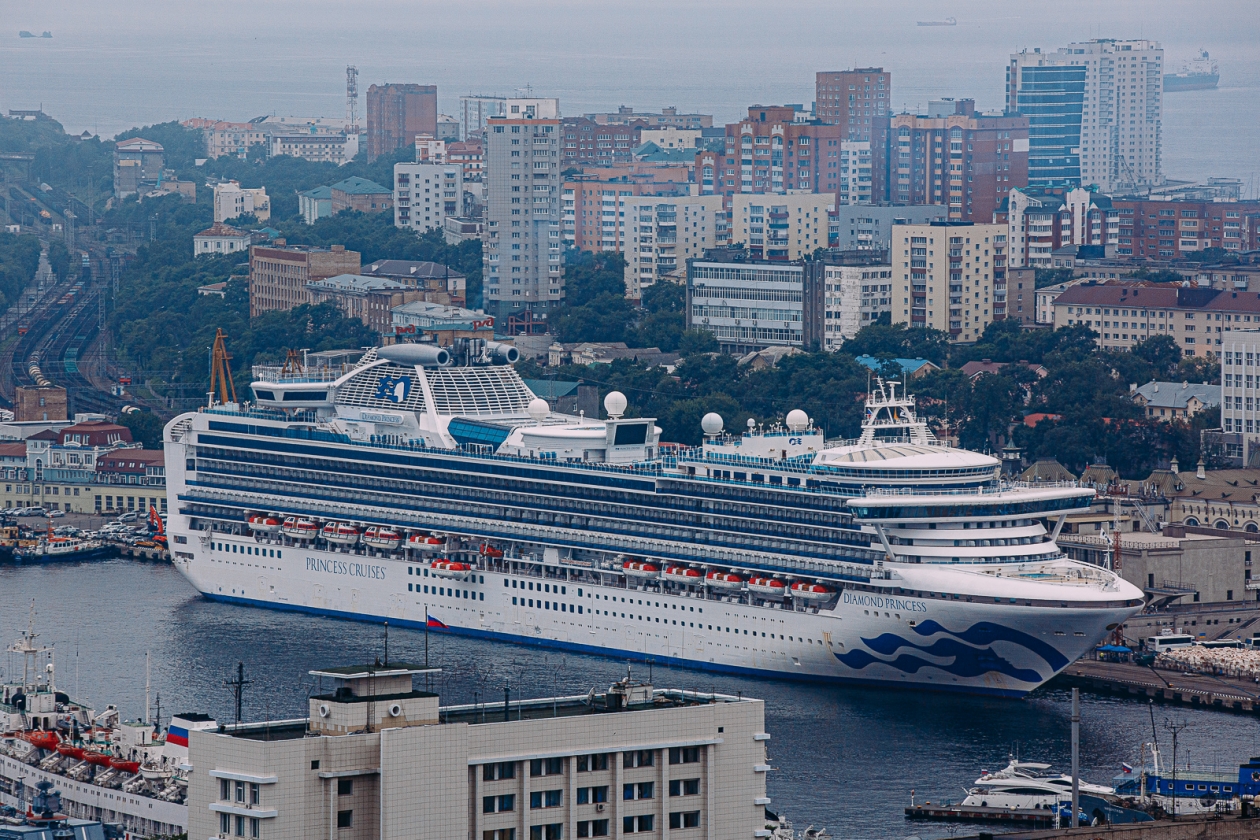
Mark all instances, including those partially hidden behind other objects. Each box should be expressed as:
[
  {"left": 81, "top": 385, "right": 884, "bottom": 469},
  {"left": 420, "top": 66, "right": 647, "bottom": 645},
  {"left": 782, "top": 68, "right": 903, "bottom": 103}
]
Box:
[
  {"left": 1121, "top": 763, "right": 1134, "bottom": 774},
  {"left": 426, "top": 614, "right": 448, "bottom": 630},
  {"left": 166, "top": 725, "right": 189, "bottom": 747}
]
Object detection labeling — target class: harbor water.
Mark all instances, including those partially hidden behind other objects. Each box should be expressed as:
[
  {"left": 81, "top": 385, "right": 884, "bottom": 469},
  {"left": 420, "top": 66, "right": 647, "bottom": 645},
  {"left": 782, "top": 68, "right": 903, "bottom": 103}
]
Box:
[{"left": 3, "top": 558, "right": 1257, "bottom": 840}]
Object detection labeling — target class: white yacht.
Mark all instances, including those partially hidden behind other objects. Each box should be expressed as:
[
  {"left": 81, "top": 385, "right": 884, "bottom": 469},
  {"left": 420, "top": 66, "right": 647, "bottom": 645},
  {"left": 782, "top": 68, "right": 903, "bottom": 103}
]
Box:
[
  {"left": 162, "top": 341, "right": 1143, "bottom": 696},
  {"left": 962, "top": 759, "right": 1114, "bottom": 810}
]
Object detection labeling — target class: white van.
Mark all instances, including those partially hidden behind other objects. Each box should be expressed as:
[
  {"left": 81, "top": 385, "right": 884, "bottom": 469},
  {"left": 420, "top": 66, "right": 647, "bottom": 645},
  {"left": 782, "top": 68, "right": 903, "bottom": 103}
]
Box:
[{"left": 1146, "top": 633, "right": 1195, "bottom": 652}]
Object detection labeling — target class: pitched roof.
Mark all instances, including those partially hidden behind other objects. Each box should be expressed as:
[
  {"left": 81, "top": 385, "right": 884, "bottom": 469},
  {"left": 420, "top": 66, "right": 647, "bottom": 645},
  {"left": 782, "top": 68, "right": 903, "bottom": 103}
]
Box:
[
  {"left": 1132, "top": 381, "right": 1220, "bottom": 410},
  {"left": 853, "top": 355, "right": 938, "bottom": 376},
  {"left": 0, "top": 442, "right": 27, "bottom": 457},
  {"left": 194, "top": 222, "right": 248, "bottom": 239},
  {"left": 330, "top": 176, "right": 391, "bottom": 195},
  {"left": 308, "top": 274, "right": 407, "bottom": 293},
  {"left": 300, "top": 185, "right": 333, "bottom": 199},
  {"left": 1020, "top": 458, "right": 1077, "bottom": 482},
  {"left": 1054, "top": 281, "right": 1184, "bottom": 309}
]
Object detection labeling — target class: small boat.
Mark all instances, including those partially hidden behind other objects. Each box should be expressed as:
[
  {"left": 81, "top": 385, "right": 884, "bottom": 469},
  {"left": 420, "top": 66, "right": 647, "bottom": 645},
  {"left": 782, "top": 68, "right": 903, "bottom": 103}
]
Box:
[
  {"left": 324, "top": 522, "right": 360, "bottom": 545},
  {"left": 748, "top": 576, "right": 787, "bottom": 598},
  {"left": 23, "top": 730, "right": 58, "bottom": 750},
  {"left": 622, "top": 559, "right": 660, "bottom": 579},
  {"left": 706, "top": 570, "right": 745, "bottom": 591},
  {"left": 363, "top": 526, "right": 401, "bottom": 550},
  {"left": 247, "top": 515, "right": 282, "bottom": 533},
  {"left": 479, "top": 542, "right": 504, "bottom": 558},
  {"left": 430, "top": 559, "right": 471, "bottom": 579},
  {"left": 283, "top": 518, "right": 318, "bottom": 540},
  {"left": 56, "top": 743, "right": 86, "bottom": 760},
  {"left": 83, "top": 752, "right": 112, "bottom": 767},
  {"left": 962, "top": 759, "right": 1114, "bottom": 810},
  {"left": 409, "top": 534, "right": 445, "bottom": 551},
  {"left": 109, "top": 757, "right": 140, "bottom": 774},
  {"left": 790, "top": 582, "right": 834, "bottom": 602},
  {"left": 917, "top": 17, "right": 956, "bottom": 26},
  {"left": 140, "top": 764, "right": 174, "bottom": 781},
  {"left": 662, "top": 565, "right": 702, "bottom": 585}
]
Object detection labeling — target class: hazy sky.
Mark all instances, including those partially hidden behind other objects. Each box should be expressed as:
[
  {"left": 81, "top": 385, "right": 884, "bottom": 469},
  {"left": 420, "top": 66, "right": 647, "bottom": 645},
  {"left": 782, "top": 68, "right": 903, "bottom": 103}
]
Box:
[{"left": 1, "top": 0, "right": 1257, "bottom": 187}]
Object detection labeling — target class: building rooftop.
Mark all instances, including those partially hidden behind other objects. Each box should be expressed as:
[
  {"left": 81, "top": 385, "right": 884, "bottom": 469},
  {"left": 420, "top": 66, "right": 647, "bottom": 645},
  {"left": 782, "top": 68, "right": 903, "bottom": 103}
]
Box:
[
  {"left": 308, "top": 274, "right": 408, "bottom": 293},
  {"left": 330, "top": 176, "right": 391, "bottom": 196},
  {"left": 853, "top": 354, "right": 938, "bottom": 376},
  {"left": 308, "top": 663, "right": 437, "bottom": 680},
  {"left": 300, "top": 185, "right": 333, "bottom": 199},
  {"left": 194, "top": 222, "right": 248, "bottom": 239},
  {"left": 1132, "top": 380, "right": 1220, "bottom": 410},
  {"left": 362, "top": 259, "right": 467, "bottom": 281}
]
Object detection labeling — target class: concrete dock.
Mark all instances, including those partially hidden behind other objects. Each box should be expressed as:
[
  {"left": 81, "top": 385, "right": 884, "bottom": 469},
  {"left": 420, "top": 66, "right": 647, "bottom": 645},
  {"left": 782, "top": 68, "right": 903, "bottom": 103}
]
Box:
[
  {"left": 982, "top": 814, "right": 1260, "bottom": 840},
  {"left": 1052, "top": 660, "right": 1260, "bottom": 714}
]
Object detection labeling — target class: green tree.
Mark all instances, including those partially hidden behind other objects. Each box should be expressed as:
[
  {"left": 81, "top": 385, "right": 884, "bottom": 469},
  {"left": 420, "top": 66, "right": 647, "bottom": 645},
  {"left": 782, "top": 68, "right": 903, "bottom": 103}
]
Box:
[
  {"left": 1131, "top": 335, "right": 1183, "bottom": 380},
  {"left": 119, "top": 410, "right": 165, "bottom": 449},
  {"left": 841, "top": 317, "right": 951, "bottom": 365},
  {"left": 1034, "top": 267, "right": 1075, "bottom": 289},
  {"left": 47, "top": 240, "right": 70, "bottom": 281}
]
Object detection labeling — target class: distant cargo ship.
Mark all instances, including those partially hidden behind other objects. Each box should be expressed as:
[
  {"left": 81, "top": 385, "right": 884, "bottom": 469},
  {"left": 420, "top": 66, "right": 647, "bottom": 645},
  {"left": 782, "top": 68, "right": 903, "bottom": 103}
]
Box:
[
  {"left": 17, "top": 31, "right": 51, "bottom": 38},
  {"left": 917, "top": 17, "right": 956, "bottom": 26},
  {"left": 1164, "top": 49, "right": 1219, "bottom": 92}
]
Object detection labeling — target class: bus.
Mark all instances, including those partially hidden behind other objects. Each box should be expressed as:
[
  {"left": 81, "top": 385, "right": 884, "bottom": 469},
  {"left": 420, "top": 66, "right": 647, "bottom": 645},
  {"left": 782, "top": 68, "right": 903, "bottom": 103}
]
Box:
[{"left": 1145, "top": 633, "right": 1195, "bottom": 652}]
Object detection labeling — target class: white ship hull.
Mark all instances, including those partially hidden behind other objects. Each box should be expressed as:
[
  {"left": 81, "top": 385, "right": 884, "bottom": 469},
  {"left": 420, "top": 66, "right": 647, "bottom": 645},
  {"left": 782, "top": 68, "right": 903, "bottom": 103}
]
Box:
[{"left": 169, "top": 533, "right": 1131, "bottom": 698}]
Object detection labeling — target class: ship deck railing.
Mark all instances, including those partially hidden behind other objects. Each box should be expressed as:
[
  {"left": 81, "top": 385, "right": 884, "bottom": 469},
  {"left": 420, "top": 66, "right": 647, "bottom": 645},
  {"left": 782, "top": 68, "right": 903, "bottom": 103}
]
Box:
[
  {"left": 862, "top": 480, "right": 1083, "bottom": 498},
  {"left": 250, "top": 364, "right": 357, "bottom": 383}
]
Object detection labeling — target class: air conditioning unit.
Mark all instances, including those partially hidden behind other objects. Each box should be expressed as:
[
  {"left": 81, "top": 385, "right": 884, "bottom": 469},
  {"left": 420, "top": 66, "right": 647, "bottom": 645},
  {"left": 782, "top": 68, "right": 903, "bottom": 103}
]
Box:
[{"left": 595, "top": 804, "right": 605, "bottom": 812}]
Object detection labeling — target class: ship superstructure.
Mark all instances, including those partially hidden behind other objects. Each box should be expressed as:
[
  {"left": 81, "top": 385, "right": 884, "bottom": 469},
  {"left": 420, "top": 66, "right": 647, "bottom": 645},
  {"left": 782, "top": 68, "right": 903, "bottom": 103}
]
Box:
[{"left": 163, "top": 342, "right": 1143, "bottom": 696}]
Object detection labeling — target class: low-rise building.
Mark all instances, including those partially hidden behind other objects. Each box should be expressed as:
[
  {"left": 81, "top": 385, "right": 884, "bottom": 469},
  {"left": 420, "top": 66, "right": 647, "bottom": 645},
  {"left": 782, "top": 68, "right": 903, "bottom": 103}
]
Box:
[
  {"left": 187, "top": 666, "right": 767, "bottom": 840},
  {"left": 298, "top": 186, "right": 333, "bottom": 225},
  {"left": 113, "top": 137, "right": 163, "bottom": 200},
  {"left": 307, "top": 274, "right": 427, "bottom": 334},
  {"left": 331, "top": 176, "right": 393, "bottom": 214},
  {"left": 1131, "top": 381, "right": 1220, "bottom": 420},
  {"left": 213, "top": 181, "right": 270, "bottom": 224},
  {"left": 269, "top": 132, "right": 351, "bottom": 165},
  {"left": 394, "top": 162, "right": 463, "bottom": 234},
  {"left": 249, "top": 243, "right": 361, "bottom": 317},
  {"left": 444, "top": 216, "right": 484, "bottom": 245},
  {"left": 361, "top": 259, "right": 467, "bottom": 308},
  {"left": 13, "top": 386, "right": 67, "bottom": 423},
  {"left": 193, "top": 223, "right": 250, "bottom": 258}
]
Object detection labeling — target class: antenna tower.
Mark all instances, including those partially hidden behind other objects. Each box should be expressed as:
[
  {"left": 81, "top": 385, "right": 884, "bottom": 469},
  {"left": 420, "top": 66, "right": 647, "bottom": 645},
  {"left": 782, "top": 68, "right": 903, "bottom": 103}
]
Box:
[{"left": 346, "top": 66, "right": 359, "bottom": 133}]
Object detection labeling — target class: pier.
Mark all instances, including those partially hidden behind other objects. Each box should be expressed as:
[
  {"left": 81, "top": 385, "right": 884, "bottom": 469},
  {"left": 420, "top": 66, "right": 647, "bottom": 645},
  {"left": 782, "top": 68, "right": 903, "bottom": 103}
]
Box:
[
  {"left": 1051, "top": 660, "right": 1260, "bottom": 714},
  {"left": 905, "top": 804, "right": 1058, "bottom": 826},
  {"left": 983, "top": 814, "right": 1260, "bottom": 840}
]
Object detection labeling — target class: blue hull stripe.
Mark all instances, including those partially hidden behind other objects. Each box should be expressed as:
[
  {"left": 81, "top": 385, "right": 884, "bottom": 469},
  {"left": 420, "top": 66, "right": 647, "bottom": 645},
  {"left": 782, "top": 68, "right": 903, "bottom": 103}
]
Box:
[{"left": 200, "top": 592, "right": 1032, "bottom": 699}]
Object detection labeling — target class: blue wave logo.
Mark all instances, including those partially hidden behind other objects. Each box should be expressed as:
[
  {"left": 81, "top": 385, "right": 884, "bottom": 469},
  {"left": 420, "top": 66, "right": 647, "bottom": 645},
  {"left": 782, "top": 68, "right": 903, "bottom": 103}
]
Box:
[
  {"left": 833, "top": 620, "right": 1067, "bottom": 684},
  {"left": 374, "top": 375, "right": 411, "bottom": 403}
]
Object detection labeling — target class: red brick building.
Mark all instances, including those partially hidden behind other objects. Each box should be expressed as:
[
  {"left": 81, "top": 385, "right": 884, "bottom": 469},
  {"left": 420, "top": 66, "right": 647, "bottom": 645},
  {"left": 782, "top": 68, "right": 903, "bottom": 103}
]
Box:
[
  {"left": 699, "top": 106, "right": 845, "bottom": 197},
  {"left": 1111, "top": 199, "right": 1260, "bottom": 259},
  {"left": 815, "top": 68, "right": 890, "bottom": 141},
  {"left": 366, "top": 83, "right": 437, "bottom": 163},
  {"left": 871, "top": 99, "right": 1028, "bottom": 223}
]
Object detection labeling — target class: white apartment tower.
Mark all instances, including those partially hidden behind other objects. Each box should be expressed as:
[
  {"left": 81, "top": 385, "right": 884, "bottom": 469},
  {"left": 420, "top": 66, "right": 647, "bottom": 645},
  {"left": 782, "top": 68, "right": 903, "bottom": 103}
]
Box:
[
  {"left": 838, "top": 141, "right": 872, "bottom": 205},
  {"left": 1008, "top": 39, "right": 1163, "bottom": 193},
  {"left": 622, "top": 196, "right": 724, "bottom": 299},
  {"left": 394, "top": 162, "right": 463, "bottom": 234},
  {"left": 483, "top": 109, "right": 564, "bottom": 321}
]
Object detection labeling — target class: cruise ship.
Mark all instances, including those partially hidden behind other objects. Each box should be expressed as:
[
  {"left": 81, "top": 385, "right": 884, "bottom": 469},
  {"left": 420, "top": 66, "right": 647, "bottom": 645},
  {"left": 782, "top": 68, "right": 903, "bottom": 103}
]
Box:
[{"left": 163, "top": 341, "right": 1144, "bottom": 697}]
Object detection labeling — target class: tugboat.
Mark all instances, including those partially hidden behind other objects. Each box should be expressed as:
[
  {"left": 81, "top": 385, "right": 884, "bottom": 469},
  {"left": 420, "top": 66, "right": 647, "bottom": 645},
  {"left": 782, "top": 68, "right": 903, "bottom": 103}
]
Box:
[{"left": 12, "top": 518, "right": 110, "bottom": 563}]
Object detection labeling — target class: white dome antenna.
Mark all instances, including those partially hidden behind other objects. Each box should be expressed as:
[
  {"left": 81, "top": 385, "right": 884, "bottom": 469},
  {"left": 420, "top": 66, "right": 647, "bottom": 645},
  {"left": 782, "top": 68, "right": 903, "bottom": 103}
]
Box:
[
  {"left": 747, "top": 418, "right": 757, "bottom": 431},
  {"left": 701, "top": 412, "right": 724, "bottom": 436},
  {"left": 527, "top": 398, "right": 550, "bottom": 424},
  {"left": 786, "top": 409, "right": 808, "bottom": 432},
  {"left": 604, "top": 391, "right": 628, "bottom": 419}
]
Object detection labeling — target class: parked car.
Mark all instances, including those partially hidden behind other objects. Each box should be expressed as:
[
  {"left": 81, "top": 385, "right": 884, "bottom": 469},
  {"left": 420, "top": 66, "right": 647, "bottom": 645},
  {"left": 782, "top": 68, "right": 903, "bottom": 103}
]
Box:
[
  {"left": 117, "top": 511, "right": 140, "bottom": 523},
  {"left": 49, "top": 510, "right": 65, "bottom": 518}
]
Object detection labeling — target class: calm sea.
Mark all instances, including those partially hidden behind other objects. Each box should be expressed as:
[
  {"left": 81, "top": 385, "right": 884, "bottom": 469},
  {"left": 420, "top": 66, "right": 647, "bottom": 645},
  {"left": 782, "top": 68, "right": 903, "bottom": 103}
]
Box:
[
  {"left": 0, "top": 0, "right": 1257, "bottom": 193},
  {"left": 2, "top": 558, "right": 1256, "bottom": 840}
]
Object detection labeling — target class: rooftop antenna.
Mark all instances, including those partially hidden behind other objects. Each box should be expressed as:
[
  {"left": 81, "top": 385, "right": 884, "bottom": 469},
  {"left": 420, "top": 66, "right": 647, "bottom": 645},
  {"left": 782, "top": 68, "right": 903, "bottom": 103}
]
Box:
[
  {"left": 346, "top": 66, "right": 359, "bottom": 134},
  {"left": 224, "top": 662, "right": 251, "bottom": 725}
]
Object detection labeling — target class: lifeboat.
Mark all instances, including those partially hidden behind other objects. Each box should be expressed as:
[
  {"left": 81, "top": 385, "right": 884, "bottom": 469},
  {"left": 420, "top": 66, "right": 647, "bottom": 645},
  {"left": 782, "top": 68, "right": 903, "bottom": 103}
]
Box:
[
  {"left": 747, "top": 576, "right": 788, "bottom": 598},
  {"left": 479, "top": 542, "right": 504, "bottom": 558},
  {"left": 84, "top": 752, "right": 112, "bottom": 767},
  {"left": 705, "top": 570, "right": 745, "bottom": 591},
  {"left": 790, "top": 581, "right": 834, "bottom": 602},
  {"left": 430, "top": 559, "right": 472, "bottom": 579},
  {"left": 325, "top": 522, "right": 361, "bottom": 545},
  {"left": 23, "top": 730, "right": 59, "bottom": 750},
  {"left": 56, "top": 743, "right": 85, "bottom": 760},
  {"left": 363, "top": 526, "right": 401, "bottom": 550},
  {"left": 140, "top": 764, "right": 173, "bottom": 781},
  {"left": 662, "top": 565, "right": 702, "bottom": 585},
  {"left": 622, "top": 560, "right": 660, "bottom": 579},
  {"left": 409, "top": 534, "right": 445, "bottom": 552},
  {"left": 247, "top": 515, "right": 282, "bottom": 534},
  {"left": 291, "top": 519, "right": 319, "bottom": 540},
  {"left": 109, "top": 757, "right": 141, "bottom": 774}
]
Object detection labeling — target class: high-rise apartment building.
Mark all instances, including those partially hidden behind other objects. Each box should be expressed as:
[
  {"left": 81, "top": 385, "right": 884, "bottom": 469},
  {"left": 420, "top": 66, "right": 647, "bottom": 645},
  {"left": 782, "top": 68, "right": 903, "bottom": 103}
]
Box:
[
  {"left": 730, "top": 193, "right": 833, "bottom": 261},
  {"left": 459, "top": 95, "right": 506, "bottom": 139},
  {"left": 1111, "top": 198, "right": 1260, "bottom": 258},
  {"left": 892, "top": 220, "right": 1007, "bottom": 342},
  {"left": 701, "top": 106, "right": 845, "bottom": 197},
  {"left": 622, "top": 196, "right": 725, "bottom": 298},
  {"left": 560, "top": 117, "right": 639, "bottom": 166},
  {"left": 837, "top": 141, "right": 872, "bottom": 205},
  {"left": 561, "top": 172, "right": 692, "bottom": 253},
  {"left": 1008, "top": 40, "right": 1163, "bottom": 192},
  {"left": 1003, "top": 186, "right": 1117, "bottom": 268},
  {"left": 803, "top": 255, "right": 895, "bottom": 351},
  {"left": 366, "top": 83, "right": 438, "bottom": 163},
  {"left": 814, "top": 68, "right": 890, "bottom": 141},
  {"left": 875, "top": 99, "right": 1028, "bottom": 223},
  {"left": 483, "top": 110, "right": 564, "bottom": 322},
  {"left": 394, "top": 162, "right": 463, "bottom": 234}
]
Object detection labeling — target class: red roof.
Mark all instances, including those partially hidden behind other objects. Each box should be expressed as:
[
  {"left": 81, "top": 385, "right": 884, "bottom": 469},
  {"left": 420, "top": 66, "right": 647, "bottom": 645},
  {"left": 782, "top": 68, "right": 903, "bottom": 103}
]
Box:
[
  {"left": 0, "top": 442, "right": 27, "bottom": 457},
  {"left": 59, "top": 421, "right": 132, "bottom": 447},
  {"left": 1023, "top": 413, "right": 1062, "bottom": 427}
]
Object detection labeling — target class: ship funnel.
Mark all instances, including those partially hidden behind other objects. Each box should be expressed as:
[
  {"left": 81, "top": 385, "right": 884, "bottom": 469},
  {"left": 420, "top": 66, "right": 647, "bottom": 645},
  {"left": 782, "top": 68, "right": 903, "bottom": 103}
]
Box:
[
  {"left": 485, "top": 342, "right": 520, "bottom": 364},
  {"left": 378, "top": 343, "right": 452, "bottom": 368}
]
